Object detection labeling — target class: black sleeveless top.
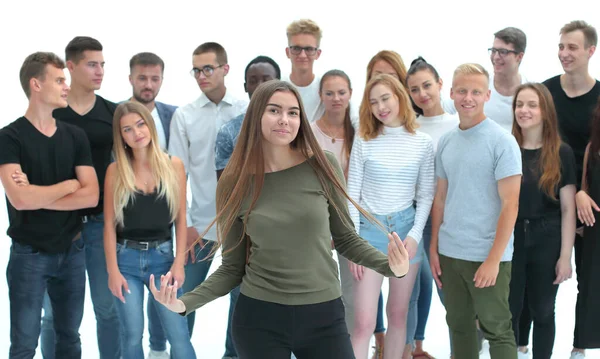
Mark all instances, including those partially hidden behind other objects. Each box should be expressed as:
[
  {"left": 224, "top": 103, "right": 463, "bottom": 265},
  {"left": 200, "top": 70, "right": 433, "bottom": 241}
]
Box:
[{"left": 116, "top": 189, "right": 173, "bottom": 242}]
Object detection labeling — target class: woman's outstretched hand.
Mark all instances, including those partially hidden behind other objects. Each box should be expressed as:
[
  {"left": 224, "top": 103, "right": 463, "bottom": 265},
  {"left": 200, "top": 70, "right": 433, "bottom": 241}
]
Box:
[
  {"left": 387, "top": 231, "right": 410, "bottom": 277},
  {"left": 149, "top": 272, "right": 186, "bottom": 314}
]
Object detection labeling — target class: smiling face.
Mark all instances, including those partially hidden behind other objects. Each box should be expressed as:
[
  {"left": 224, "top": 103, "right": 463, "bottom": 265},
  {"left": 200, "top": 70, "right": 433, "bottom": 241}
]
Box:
[
  {"left": 490, "top": 38, "right": 522, "bottom": 76},
  {"left": 120, "top": 112, "right": 152, "bottom": 149},
  {"left": 450, "top": 73, "right": 491, "bottom": 122},
  {"left": 514, "top": 88, "right": 543, "bottom": 131},
  {"left": 261, "top": 91, "right": 301, "bottom": 149},
  {"left": 407, "top": 69, "right": 442, "bottom": 114},
  {"left": 559, "top": 30, "right": 594, "bottom": 74},
  {"left": 369, "top": 83, "right": 401, "bottom": 127}
]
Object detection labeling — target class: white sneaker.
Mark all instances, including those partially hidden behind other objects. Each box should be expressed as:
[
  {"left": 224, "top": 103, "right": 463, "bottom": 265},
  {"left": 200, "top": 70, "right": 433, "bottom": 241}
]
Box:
[
  {"left": 517, "top": 348, "right": 530, "bottom": 359},
  {"left": 148, "top": 350, "right": 169, "bottom": 359},
  {"left": 570, "top": 352, "right": 586, "bottom": 359}
]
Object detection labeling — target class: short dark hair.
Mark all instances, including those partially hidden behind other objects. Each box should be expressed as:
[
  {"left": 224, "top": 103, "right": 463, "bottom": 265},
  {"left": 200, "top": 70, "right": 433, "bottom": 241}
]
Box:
[
  {"left": 192, "top": 42, "right": 227, "bottom": 64},
  {"left": 19, "top": 52, "right": 66, "bottom": 98},
  {"left": 65, "top": 36, "right": 103, "bottom": 63},
  {"left": 244, "top": 56, "right": 281, "bottom": 81},
  {"left": 129, "top": 52, "right": 165, "bottom": 73},
  {"left": 561, "top": 20, "right": 598, "bottom": 48},
  {"left": 494, "top": 27, "right": 527, "bottom": 53}
]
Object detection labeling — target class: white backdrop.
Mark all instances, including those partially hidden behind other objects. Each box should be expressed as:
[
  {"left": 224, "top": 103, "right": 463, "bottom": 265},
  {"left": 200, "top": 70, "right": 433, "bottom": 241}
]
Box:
[{"left": 0, "top": 0, "right": 599, "bottom": 357}]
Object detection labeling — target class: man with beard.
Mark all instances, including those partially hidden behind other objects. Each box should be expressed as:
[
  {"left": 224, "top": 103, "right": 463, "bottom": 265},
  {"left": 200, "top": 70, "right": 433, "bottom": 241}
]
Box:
[{"left": 128, "top": 52, "right": 177, "bottom": 151}]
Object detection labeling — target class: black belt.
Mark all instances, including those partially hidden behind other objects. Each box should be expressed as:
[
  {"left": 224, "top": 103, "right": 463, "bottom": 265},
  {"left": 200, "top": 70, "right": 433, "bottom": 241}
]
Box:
[{"left": 117, "top": 238, "right": 170, "bottom": 250}]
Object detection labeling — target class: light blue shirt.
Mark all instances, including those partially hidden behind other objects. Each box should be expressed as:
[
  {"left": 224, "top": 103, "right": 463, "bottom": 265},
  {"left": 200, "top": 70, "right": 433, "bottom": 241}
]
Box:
[{"left": 436, "top": 118, "right": 522, "bottom": 262}]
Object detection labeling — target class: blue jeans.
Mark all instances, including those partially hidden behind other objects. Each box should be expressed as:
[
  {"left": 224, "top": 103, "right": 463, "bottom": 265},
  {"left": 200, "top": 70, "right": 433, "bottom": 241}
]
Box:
[
  {"left": 182, "top": 239, "right": 216, "bottom": 336},
  {"left": 375, "top": 293, "right": 385, "bottom": 333},
  {"left": 406, "top": 219, "right": 434, "bottom": 346},
  {"left": 7, "top": 236, "right": 86, "bottom": 359},
  {"left": 147, "top": 298, "right": 167, "bottom": 352},
  {"left": 41, "top": 214, "right": 122, "bottom": 359},
  {"left": 114, "top": 240, "right": 196, "bottom": 359},
  {"left": 224, "top": 286, "right": 241, "bottom": 358}
]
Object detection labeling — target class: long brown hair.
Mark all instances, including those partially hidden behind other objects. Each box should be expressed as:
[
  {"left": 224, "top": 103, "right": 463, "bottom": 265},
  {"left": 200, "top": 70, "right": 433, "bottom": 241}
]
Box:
[
  {"left": 366, "top": 50, "right": 408, "bottom": 88},
  {"left": 512, "top": 83, "right": 562, "bottom": 200},
  {"left": 191, "top": 80, "right": 387, "bottom": 257},
  {"left": 359, "top": 74, "right": 418, "bottom": 141},
  {"left": 319, "top": 69, "right": 355, "bottom": 166}
]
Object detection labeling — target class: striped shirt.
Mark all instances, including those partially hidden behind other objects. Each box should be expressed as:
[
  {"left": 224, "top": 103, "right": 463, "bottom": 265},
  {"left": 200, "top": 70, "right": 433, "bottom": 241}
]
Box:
[{"left": 347, "top": 125, "right": 435, "bottom": 243}]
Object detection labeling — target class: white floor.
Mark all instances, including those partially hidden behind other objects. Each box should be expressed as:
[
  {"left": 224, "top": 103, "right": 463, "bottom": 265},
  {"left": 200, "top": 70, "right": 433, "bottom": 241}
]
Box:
[{"left": 0, "top": 236, "right": 598, "bottom": 358}]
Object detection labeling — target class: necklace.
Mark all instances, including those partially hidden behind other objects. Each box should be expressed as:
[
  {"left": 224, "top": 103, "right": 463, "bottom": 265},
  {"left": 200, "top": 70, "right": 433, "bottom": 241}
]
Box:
[{"left": 321, "top": 118, "right": 343, "bottom": 144}]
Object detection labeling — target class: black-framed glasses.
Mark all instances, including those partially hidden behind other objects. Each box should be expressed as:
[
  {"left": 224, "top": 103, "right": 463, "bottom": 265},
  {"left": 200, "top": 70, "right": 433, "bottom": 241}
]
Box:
[
  {"left": 190, "top": 64, "right": 224, "bottom": 78},
  {"left": 488, "top": 47, "right": 520, "bottom": 57},
  {"left": 288, "top": 46, "right": 319, "bottom": 56}
]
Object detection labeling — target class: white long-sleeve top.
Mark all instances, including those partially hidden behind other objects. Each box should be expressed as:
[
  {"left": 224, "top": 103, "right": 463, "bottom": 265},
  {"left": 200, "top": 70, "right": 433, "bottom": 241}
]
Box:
[
  {"left": 347, "top": 125, "right": 435, "bottom": 243},
  {"left": 168, "top": 91, "right": 248, "bottom": 241}
]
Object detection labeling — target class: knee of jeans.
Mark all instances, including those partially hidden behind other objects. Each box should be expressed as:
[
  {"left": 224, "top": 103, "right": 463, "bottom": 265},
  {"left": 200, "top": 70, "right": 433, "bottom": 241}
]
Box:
[{"left": 530, "top": 301, "right": 556, "bottom": 323}]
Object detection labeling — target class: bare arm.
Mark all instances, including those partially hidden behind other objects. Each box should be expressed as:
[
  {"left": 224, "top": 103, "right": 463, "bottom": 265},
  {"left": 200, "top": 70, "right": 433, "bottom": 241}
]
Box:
[
  {"left": 487, "top": 175, "right": 521, "bottom": 263},
  {"left": 43, "top": 165, "right": 99, "bottom": 211},
  {"left": 103, "top": 163, "right": 119, "bottom": 276},
  {"left": 581, "top": 143, "right": 590, "bottom": 192},
  {"left": 576, "top": 144, "right": 600, "bottom": 226},
  {"left": 0, "top": 163, "right": 79, "bottom": 211},
  {"left": 173, "top": 157, "right": 188, "bottom": 266},
  {"left": 429, "top": 177, "right": 448, "bottom": 288},
  {"left": 430, "top": 177, "right": 448, "bottom": 256},
  {"left": 556, "top": 184, "right": 576, "bottom": 284}
]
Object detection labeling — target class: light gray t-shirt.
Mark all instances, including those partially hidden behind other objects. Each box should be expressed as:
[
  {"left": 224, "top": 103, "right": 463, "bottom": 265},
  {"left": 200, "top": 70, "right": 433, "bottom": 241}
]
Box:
[{"left": 435, "top": 118, "right": 522, "bottom": 262}]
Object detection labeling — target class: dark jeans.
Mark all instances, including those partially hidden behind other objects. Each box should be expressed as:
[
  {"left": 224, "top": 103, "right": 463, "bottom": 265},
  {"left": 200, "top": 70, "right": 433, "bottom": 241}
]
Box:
[
  {"left": 7, "top": 237, "right": 86, "bottom": 359},
  {"left": 232, "top": 294, "right": 355, "bottom": 359},
  {"left": 225, "top": 286, "right": 241, "bottom": 358},
  {"left": 440, "top": 255, "right": 516, "bottom": 359},
  {"left": 509, "top": 218, "right": 561, "bottom": 358},
  {"left": 41, "top": 214, "right": 122, "bottom": 359},
  {"left": 182, "top": 240, "right": 216, "bottom": 336},
  {"left": 573, "top": 232, "right": 583, "bottom": 348}
]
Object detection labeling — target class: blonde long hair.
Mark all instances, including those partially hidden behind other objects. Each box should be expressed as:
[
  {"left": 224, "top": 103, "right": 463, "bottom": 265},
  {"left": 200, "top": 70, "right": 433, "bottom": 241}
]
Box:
[
  {"left": 112, "top": 102, "right": 180, "bottom": 227},
  {"left": 192, "top": 80, "right": 387, "bottom": 257}
]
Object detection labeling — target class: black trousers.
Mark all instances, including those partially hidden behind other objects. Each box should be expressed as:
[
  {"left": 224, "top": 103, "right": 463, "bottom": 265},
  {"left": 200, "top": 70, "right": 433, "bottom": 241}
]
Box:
[
  {"left": 509, "top": 217, "right": 562, "bottom": 359},
  {"left": 232, "top": 293, "right": 355, "bottom": 359}
]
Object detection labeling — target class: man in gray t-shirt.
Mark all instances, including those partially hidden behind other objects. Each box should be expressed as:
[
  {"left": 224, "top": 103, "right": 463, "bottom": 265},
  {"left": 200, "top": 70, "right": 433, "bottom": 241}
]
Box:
[{"left": 429, "top": 63, "right": 522, "bottom": 359}]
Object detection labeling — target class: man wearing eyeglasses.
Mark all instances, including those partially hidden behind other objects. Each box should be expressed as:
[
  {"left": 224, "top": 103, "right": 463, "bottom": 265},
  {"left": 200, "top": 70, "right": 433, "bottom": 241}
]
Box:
[
  {"left": 283, "top": 19, "right": 325, "bottom": 122},
  {"left": 444, "top": 27, "right": 527, "bottom": 133},
  {"left": 168, "top": 42, "right": 248, "bottom": 338}
]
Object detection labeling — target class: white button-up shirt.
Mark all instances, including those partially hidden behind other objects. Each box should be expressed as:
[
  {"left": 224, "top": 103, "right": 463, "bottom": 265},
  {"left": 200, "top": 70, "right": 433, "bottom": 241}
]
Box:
[{"left": 168, "top": 90, "right": 248, "bottom": 241}]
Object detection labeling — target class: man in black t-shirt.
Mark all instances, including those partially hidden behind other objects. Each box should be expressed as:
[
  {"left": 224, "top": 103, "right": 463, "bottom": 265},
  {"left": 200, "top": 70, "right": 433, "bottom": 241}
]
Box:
[
  {"left": 43, "top": 36, "right": 121, "bottom": 359},
  {"left": 542, "top": 20, "right": 599, "bottom": 359},
  {"left": 0, "top": 52, "right": 98, "bottom": 358}
]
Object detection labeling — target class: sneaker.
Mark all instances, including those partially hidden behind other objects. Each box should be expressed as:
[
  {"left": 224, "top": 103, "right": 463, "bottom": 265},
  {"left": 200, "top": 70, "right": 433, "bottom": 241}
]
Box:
[
  {"left": 148, "top": 350, "right": 169, "bottom": 359},
  {"left": 517, "top": 348, "right": 530, "bottom": 359},
  {"left": 570, "top": 352, "right": 586, "bottom": 359},
  {"left": 371, "top": 345, "right": 384, "bottom": 359}
]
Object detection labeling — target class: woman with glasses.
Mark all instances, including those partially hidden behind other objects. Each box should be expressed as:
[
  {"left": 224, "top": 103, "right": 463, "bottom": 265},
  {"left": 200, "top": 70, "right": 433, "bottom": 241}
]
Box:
[{"left": 103, "top": 102, "right": 196, "bottom": 359}]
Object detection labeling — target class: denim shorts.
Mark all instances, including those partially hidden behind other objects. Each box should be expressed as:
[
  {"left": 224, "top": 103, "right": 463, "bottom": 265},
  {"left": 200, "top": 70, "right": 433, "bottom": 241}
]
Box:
[{"left": 359, "top": 206, "right": 423, "bottom": 264}]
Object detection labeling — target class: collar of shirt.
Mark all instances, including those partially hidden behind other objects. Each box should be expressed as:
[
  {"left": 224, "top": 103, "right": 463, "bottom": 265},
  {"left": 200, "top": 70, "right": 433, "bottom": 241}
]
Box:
[{"left": 197, "top": 89, "right": 235, "bottom": 108}]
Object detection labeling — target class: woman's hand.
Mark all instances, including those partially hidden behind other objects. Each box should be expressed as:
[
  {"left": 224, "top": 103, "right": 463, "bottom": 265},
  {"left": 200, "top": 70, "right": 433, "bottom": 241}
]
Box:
[
  {"left": 149, "top": 272, "right": 186, "bottom": 314},
  {"left": 348, "top": 262, "right": 365, "bottom": 281},
  {"left": 108, "top": 270, "right": 130, "bottom": 304},
  {"left": 387, "top": 231, "right": 410, "bottom": 277},
  {"left": 576, "top": 190, "right": 599, "bottom": 227}
]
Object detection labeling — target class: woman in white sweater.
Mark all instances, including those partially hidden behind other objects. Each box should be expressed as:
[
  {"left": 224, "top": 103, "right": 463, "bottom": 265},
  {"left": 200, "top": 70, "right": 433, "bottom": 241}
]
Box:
[
  {"left": 404, "top": 56, "right": 459, "bottom": 359},
  {"left": 348, "top": 74, "right": 435, "bottom": 359}
]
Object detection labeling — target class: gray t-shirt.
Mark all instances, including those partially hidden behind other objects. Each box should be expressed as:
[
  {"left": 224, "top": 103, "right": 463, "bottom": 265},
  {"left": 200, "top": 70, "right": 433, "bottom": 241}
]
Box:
[{"left": 436, "top": 118, "right": 522, "bottom": 262}]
